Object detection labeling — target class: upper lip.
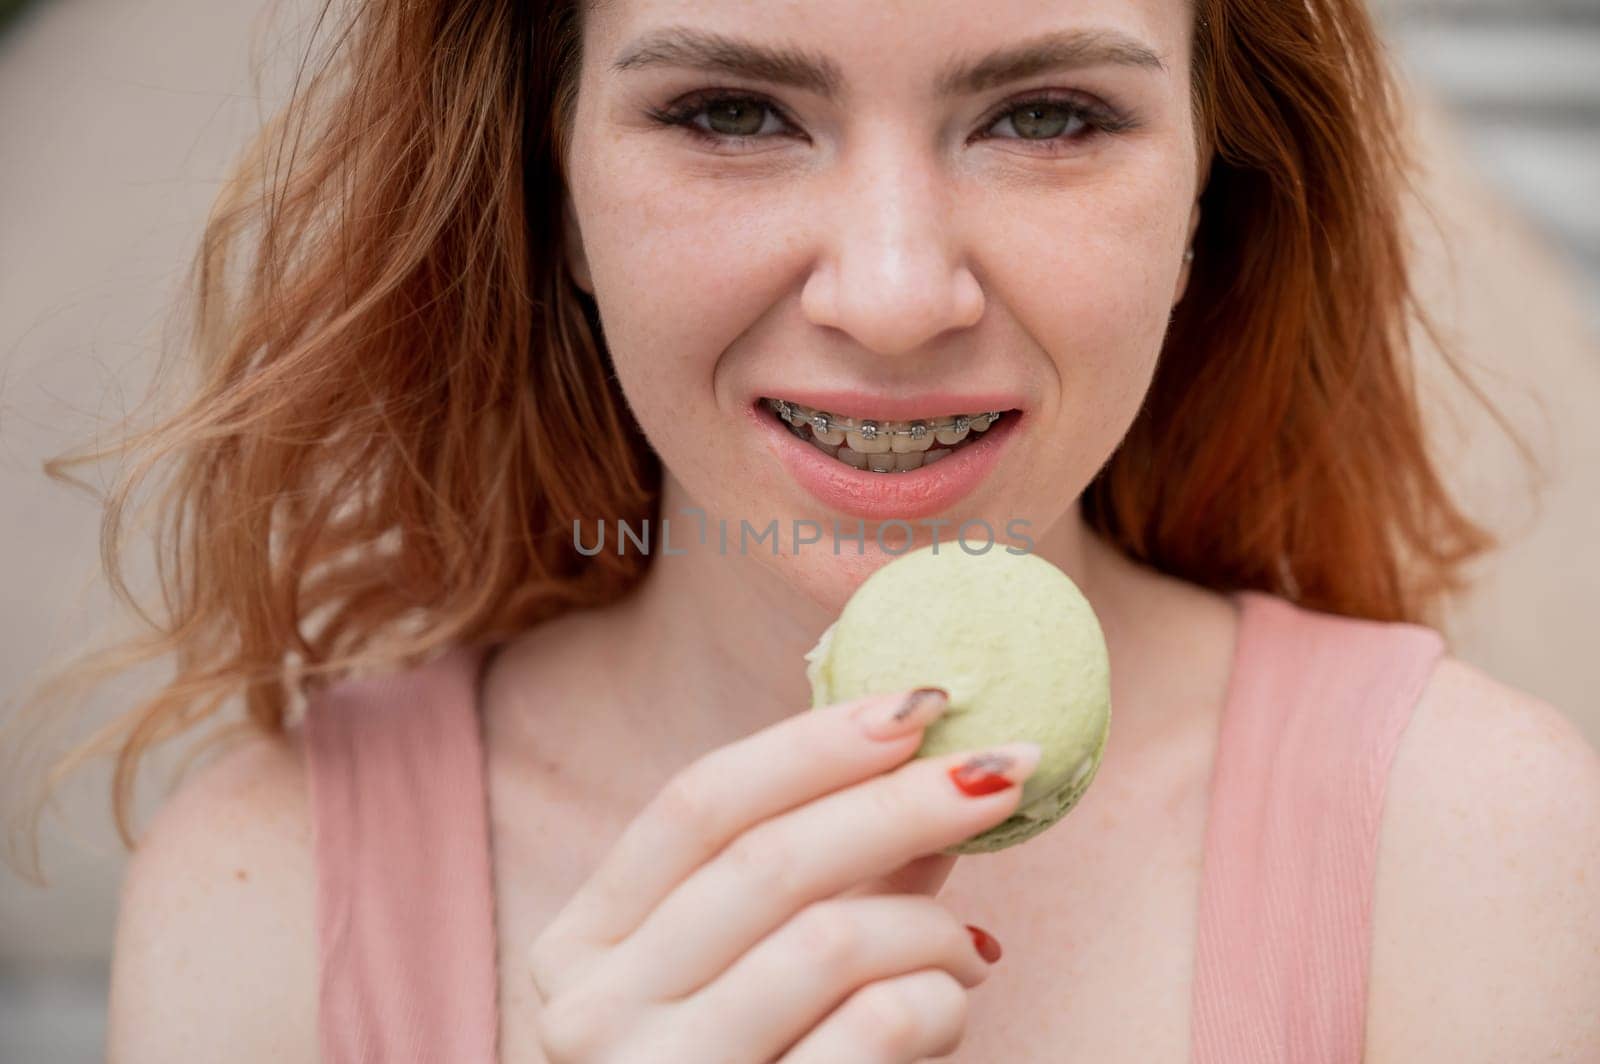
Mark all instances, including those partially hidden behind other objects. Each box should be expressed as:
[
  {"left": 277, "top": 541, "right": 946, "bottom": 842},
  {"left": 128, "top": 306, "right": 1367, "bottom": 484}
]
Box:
[{"left": 755, "top": 389, "right": 1026, "bottom": 422}]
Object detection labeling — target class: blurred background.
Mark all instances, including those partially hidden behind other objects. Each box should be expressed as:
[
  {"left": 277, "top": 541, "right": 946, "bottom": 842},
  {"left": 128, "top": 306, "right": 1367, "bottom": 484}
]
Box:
[{"left": 2, "top": 0, "right": 1598, "bottom": 1058}]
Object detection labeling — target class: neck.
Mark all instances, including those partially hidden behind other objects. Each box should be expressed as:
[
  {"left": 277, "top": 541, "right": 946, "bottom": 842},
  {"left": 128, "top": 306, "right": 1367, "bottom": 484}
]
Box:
[{"left": 600, "top": 473, "right": 1148, "bottom": 760}]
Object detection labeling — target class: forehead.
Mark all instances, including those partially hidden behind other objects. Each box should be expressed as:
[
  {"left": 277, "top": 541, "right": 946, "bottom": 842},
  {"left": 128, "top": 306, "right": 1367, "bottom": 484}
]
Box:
[{"left": 584, "top": 0, "right": 1190, "bottom": 99}]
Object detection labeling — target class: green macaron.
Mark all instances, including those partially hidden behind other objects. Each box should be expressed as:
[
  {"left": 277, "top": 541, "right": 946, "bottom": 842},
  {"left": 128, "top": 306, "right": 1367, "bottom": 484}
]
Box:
[{"left": 805, "top": 543, "right": 1111, "bottom": 854}]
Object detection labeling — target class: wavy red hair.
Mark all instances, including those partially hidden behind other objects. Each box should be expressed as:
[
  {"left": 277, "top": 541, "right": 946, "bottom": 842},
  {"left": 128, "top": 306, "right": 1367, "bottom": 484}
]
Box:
[{"left": 3, "top": 0, "right": 1534, "bottom": 879}]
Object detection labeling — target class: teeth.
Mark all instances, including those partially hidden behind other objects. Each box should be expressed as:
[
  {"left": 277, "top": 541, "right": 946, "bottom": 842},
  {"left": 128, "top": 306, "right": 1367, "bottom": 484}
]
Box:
[
  {"left": 767, "top": 398, "right": 1009, "bottom": 474},
  {"left": 836, "top": 446, "right": 868, "bottom": 469},
  {"left": 890, "top": 421, "right": 934, "bottom": 453},
  {"left": 846, "top": 423, "right": 892, "bottom": 454},
  {"left": 766, "top": 398, "right": 1005, "bottom": 437},
  {"left": 807, "top": 413, "right": 846, "bottom": 446},
  {"left": 934, "top": 417, "right": 970, "bottom": 446},
  {"left": 812, "top": 424, "right": 846, "bottom": 446}
]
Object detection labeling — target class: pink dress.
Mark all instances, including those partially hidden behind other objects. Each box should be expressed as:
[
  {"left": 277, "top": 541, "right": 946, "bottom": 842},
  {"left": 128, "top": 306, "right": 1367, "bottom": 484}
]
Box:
[{"left": 302, "top": 588, "right": 1446, "bottom": 1062}]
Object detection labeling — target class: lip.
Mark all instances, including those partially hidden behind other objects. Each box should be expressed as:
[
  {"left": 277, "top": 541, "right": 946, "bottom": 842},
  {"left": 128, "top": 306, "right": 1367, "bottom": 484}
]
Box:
[{"left": 747, "top": 394, "right": 1025, "bottom": 522}]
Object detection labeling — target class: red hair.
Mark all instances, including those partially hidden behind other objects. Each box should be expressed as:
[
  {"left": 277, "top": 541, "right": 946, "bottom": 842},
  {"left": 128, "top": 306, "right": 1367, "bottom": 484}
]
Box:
[
  {"left": 2, "top": 0, "right": 1534, "bottom": 879},
  {"left": 1087, "top": 0, "right": 1530, "bottom": 619}
]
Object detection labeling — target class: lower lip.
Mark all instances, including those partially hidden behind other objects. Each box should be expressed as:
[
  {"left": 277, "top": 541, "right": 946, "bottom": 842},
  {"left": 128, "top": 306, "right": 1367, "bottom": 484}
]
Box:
[{"left": 747, "top": 402, "right": 1024, "bottom": 521}]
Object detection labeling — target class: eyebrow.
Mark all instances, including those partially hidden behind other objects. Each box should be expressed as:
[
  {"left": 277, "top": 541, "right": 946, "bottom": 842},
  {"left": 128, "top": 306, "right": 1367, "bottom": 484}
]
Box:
[{"left": 610, "top": 26, "right": 1167, "bottom": 99}]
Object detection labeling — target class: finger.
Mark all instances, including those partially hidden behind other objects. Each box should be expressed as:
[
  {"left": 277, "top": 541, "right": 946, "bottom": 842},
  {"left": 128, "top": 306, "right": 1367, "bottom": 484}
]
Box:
[
  {"left": 673, "top": 894, "right": 991, "bottom": 1061},
  {"left": 839, "top": 852, "right": 961, "bottom": 900},
  {"left": 601, "top": 742, "right": 1038, "bottom": 1002},
  {"left": 776, "top": 968, "right": 971, "bottom": 1064},
  {"left": 529, "top": 687, "right": 949, "bottom": 994}
]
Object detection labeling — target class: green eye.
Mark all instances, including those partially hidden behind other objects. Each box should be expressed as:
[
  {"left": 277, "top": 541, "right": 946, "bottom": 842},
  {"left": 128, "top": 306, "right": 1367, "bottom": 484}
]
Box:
[
  {"left": 701, "top": 97, "right": 772, "bottom": 138},
  {"left": 647, "top": 89, "right": 1135, "bottom": 155},
  {"left": 999, "top": 100, "right": 1090, "bottom": 141}
]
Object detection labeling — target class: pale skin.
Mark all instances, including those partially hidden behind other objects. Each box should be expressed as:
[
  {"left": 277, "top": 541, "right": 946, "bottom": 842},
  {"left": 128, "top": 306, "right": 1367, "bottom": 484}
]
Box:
[
  {"left": 105, "top": 2, "right": 1600, "bottom": 1062},
  {"left": 553, "top": 0, "right": 1206, "bottom": 751}
]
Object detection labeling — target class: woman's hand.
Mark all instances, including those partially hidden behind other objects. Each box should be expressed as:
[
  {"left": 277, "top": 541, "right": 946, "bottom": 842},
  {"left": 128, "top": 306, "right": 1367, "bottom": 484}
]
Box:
[{"left": 527, "top": 687, "right": 1041, "bottom": 1063}]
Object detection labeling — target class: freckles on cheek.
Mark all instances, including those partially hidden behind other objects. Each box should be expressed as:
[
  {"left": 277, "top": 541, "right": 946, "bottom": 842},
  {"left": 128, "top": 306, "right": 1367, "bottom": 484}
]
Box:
[
  {"left": 1032, "top": 188, "right": 1183, "bottom": 361},
  {"left": 613, "top": 161, "right": 789, "bottom": 278},
  {"left": 997, "top": 221, "right": 1169, "bottom": 439},
  {"left": 1020, "top": 245, "right": 1162, "bottom": 368},
  {"left": 597, "top": 171, "right": 791, "bottom": 369}
]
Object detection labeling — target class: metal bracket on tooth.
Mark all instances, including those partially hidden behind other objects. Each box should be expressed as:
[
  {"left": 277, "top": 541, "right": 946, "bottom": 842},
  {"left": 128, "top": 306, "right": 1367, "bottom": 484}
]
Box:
[{"left": 766, "top": 398, "right": 1003, "bottom": 438}]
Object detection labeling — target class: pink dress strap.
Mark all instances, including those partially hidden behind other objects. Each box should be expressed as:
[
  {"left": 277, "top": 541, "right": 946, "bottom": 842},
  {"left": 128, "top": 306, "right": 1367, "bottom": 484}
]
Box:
[
  {"left": 302, "top": 641, "right": 502, "bottom": 1063},
  {"left": 1190, "top": 590, "right": 1447, "bottom": 1062}
]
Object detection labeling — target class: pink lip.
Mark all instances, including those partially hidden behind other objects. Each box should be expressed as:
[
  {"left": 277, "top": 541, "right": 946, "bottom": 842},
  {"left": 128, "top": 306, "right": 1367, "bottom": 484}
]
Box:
[{"left": 747, "top": 398, "right": 1025, "bottom": 522}]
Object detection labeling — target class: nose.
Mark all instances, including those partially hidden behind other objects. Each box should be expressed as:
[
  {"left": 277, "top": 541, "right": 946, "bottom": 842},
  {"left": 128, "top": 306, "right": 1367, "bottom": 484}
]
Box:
[{"left": 800, "top": 141, "right": 985, "bottom": 357}]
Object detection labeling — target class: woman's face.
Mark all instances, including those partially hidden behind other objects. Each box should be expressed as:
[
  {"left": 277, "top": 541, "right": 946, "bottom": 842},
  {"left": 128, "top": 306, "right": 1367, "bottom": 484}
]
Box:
[{"left": 561, "top": 0, "right": 1201, "bottom": 603}]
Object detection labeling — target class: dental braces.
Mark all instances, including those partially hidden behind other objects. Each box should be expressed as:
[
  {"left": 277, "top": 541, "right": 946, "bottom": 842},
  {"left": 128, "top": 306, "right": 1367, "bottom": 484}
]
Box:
[{"left": 764, "top": 398, "right": 1006, "bottom": 439}]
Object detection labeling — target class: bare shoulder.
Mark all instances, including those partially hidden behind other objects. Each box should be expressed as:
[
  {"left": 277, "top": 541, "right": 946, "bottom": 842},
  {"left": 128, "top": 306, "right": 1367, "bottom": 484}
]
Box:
[
  {"left": 106, "top": 727, "right": 318, "bottom": 1063},
  {"left": 1364, "top": 654, "right": 1600, "bottom": 1062}
]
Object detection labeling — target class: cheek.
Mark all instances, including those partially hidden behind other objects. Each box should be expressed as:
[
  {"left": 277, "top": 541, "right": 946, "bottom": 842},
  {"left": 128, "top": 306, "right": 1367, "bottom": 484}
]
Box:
[
  {"left": 578, "top": 159, "right": 794, "bottom": 423},
  {"left": 576, "top": 134, "right": 1190, "bottom": 464},
  {"left": 573, "top": 184, "right": 735, "bottom": 461},
  {"left": 985, "top": 166, "right": 1184, "bottom": 411}
]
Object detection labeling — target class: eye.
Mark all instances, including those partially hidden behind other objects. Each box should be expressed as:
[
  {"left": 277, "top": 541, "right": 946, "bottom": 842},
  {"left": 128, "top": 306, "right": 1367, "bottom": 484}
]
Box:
[
  {"left": 978, "top": 93, "right": 1135, "bottom": 151},
  {"left": 645, "top": 92, "right": 800, "bottom": 152},
  {"left": 977, "top": 91, "right": 1139, "bottom": 152},
  {"left": 645, "top": 89, "right": 1136, "bottom": 156}
]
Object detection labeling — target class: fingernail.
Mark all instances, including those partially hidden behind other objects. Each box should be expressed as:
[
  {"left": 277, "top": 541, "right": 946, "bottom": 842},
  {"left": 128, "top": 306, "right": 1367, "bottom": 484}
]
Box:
[
  {"left": 948, "top": 742, "right": 1042, "bottom": 797},
  {"left": 855, "top": 687, "right": 949, "bottom": 741},
  {"left": 966, "top": 924, "right": 1003, "bottom": 963}
]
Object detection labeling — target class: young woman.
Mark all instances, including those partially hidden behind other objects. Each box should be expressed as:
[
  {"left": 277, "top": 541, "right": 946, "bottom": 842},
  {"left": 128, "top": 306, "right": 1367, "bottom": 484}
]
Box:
[{"left": 10, "top": 0, "right": 1598, "bottom": 1060}]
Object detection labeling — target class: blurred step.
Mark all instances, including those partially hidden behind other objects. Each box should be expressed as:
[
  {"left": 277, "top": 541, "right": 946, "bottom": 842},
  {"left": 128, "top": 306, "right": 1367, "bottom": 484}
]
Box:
[
  {"left": 1384, "top": 0, "right": 1600, "bottom": 24},
  {"left": 1387, "top": 23, "right": 1600, "bottom": 123},
  {"left": 1461, "top": 125, "right": 1600, "bottom": 246},
  {"left": 1379, "top": 0, "right": 1600, "bottom": 316}
]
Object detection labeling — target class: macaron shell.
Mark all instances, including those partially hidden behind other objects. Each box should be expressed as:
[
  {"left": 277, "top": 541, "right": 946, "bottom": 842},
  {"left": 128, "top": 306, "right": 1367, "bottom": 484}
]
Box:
[{"left": 806, "top": 545, "right": 1112, "bottom": 854}]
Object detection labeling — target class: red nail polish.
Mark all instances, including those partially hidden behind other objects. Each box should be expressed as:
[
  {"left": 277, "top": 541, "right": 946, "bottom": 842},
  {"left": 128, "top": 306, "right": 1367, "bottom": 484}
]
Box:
[
  {"left": 966, "top": 924, "right": 1003, "bottom": 963},
  {"left": 948, "top": 752, "right": 1018, "bottom": 797}
]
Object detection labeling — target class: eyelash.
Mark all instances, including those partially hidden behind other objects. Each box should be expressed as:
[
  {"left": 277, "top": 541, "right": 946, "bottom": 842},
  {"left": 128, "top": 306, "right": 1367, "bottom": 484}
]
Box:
[{"left": 645, "top": 89, "right": 1136, "bottom": 155}]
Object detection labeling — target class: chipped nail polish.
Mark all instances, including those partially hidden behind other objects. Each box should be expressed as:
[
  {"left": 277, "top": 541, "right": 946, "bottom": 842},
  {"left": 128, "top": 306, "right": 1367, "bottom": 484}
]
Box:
[
  {"left": 856, "top": 687, "right": 949, "bottom": 741},
  {"left": 948, "top": 742, "right": 1041, "bottom": 796}
]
